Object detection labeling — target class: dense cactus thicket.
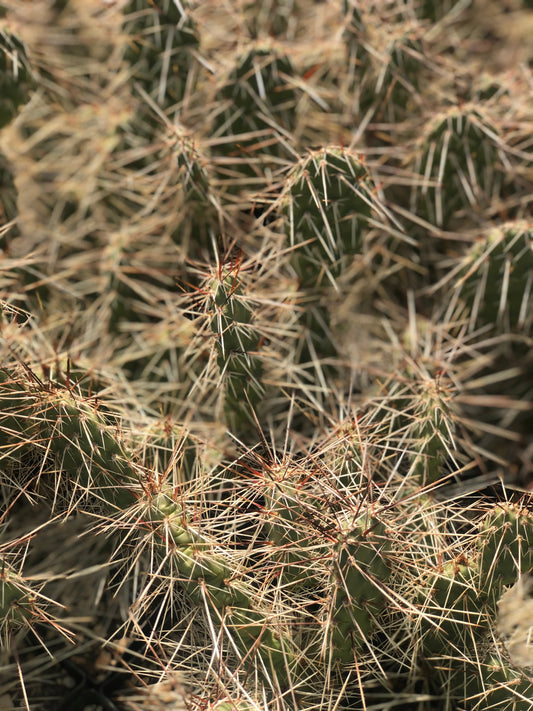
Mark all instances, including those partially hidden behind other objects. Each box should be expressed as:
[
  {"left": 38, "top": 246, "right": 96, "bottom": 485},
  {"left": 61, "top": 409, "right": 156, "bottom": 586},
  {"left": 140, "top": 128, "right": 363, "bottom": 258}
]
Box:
[{"left": 1, "top": 1, "right": 532, "bottom": 710}]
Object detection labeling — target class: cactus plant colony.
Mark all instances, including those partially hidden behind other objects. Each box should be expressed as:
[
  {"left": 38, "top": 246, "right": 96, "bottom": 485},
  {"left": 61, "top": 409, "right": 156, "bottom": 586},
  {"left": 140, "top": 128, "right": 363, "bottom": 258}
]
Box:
[{"left": 1, "top": 1, "right": 532, "bottom": 710}]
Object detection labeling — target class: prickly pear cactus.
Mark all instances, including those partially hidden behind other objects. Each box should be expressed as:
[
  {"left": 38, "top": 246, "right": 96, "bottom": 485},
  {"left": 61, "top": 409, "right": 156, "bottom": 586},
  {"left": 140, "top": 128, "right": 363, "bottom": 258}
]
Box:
[
  {"left": 208, "top": 265, "right": 265, "bottom": 431},
  {"left": 450, "top": 222, "right": 533, "bottom": 333},
  {"left": 1, "top": 2, "right": 533, "bottom": 711},
  {"left": 122, "top": 0, "right": 199, "bottom": 110},
  {"left": 210, "top": 44, "right": 299, "bottom": 189},
  {"left": 413, "top": 106, "right": 506, "bottom": 229},
  {"left": 0, "top": 28, "right": 34, "bottom": 129}
]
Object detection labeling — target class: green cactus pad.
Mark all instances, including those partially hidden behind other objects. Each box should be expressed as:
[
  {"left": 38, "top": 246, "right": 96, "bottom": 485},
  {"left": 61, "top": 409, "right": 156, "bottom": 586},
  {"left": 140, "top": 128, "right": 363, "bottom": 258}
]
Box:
[
  {"left": 0, "top": 369, "right": 138, "bottom": 509},
  {"left": 122, "top": 0, "right": 199, "bottom": 109},
  {"left": 345, "top": 9, "right": 427, "bottom": 125},
  {"left": 414, "top": 106, "right": 504, "bottom": 228},
  {"left": 0, "top": 29, "right": 34, "bottom": 129},
  {"left": 282, "top": 147, "right": 378, "bottom": 287},
  {"left": 171, "top": 129, "right": 215, "bottom": 253},
  {"left": 261, "top": 464, "right": 321, "bottom": 586},
  {"left": 143, "top": 491, "right": 298, "bottom": 687},
  {"left": 478, "top": 503, "right": 533, "bottom": 590},
  {"left": 209, "top": 269, "right": 264, "bottom": 430},
  {"left": 406, "top": 373, "right": 456, "bottom": 486},
  {"left": 329, "top": 514, "right": 391, "bottom": 662},
  {"left": 419, "top": 558, "right": 488, "bottom": 655},
  {"left": 453, "top": 223, "right": 533, "bottom": 333},
  {"left": 0, "top": 150, "right": 17, "bottom": 226},
  {"left": 0, "top": 566, "right": 34, "bottom": 633},
  {"left": 463, "top": 656, "right": 533, "bottom": 710}
]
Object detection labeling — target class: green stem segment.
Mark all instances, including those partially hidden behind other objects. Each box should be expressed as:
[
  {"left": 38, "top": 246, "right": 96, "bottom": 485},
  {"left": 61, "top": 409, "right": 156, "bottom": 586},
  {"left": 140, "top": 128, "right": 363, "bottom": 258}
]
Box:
[
  {"left": 147, "top": 492, "right": 298, "bottom": 688},
  {"left": 0, "top": 369, "right": 138, "bottom": 509},
  {"left": 209, "top": 270, "right": 265, "bottom": 431}
]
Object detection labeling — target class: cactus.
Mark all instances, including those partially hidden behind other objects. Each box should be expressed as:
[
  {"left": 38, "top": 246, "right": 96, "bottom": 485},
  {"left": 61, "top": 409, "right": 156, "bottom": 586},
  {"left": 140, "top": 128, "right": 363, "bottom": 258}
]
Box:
[
  {"left": 0, "top": 27, "right": 33, "bottom": 237},
  {"left": 411, "top": 106, "right": 508, "bottom": 229},
  {"left": 244, "top": 0, "right": 298, "bottom": 39},
  {"left": 344, "top": 5, "right": 428, "bottom": 125},
  {"left": 2, "top": 1, "right": 533, "bottom": 709},
  {"left": 280, "top": 146, "right": 388, "bottom": 365},
  {"left": 122, "top": 0, "right": 200, "bottom": 111},
  {"left": 463, "top": 656, "right": 533, "bottom": 711},
  {"left": 208, "top": 264, "right": 265, "bottom": 433},
  {"left": 478, "top": 503, "right": 533, "bottom": 591},
  {"left": 417, "top": 503, "right": 533, "bottom": 661},
  {"left": 405, "top": 373, "right": 456, "bottom": 488},
  {"left": 171, "top": 127, "right": 217, "bottom": 254},
  {"left": 282, "top": 147, "right": 379, "bottom": 285},
  {"left": 448, "top": 222, "right": 533, "bottom": 334},
  {"left": 210, "top": 44, "right": 299, "bottom": 190},
  {"left": 362, "top": 31, "right": 426, "bottom": 125},
  {"left": 327, "top": 513, "right": 391, "bottom": 664},
  {"left": 0, "top": 368, "right": 300, "bottom": 688},
  {"left": 1, "top": 356, "right": 533, "bottom": 708},
  {"left": 416, "top": 1, "right": 466, "bottom": 22},
  {"left": 258, "top": 460, "right": 323, "bottom": 588},
  {"left": 0, "top": 550, "right": 67, "bottom": 653},
  {"left": 0, "top": 368, "right": 139, "bottom": 510},
  {"left": 0, "top": 28, "right": 34, "bottom": 130},
  {"left": 144, "top": 491, "right": 299, "bottom": 688},
  {"left": 0, "top": 562, "right": 36, "bottom": 644},
  {"left": 0, "top": 150, "right": 17, "bottom": 227},
  {"left": 140, "top": 417, "right": 197, "bottom": 481}
]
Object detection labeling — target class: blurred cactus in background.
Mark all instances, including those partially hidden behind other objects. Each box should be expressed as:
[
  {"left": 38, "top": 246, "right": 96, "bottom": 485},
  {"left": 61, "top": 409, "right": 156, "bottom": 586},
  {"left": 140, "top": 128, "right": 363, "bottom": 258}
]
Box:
[
  {"left": 122, "top": 0, "right": 200, "bottom": 111},
  {"left": 209, "top": 43, "right": 300, "bottom": 195},
  {"left": 0, "top": 27, "right": 34, "bottom": 129},
  {"left": 1, "top": 1, "right": 532, "bottom": 710}
]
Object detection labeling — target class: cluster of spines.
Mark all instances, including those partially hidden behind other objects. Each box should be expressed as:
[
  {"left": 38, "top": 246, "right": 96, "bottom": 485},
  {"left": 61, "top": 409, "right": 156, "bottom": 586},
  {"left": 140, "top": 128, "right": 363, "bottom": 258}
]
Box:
[{"left": 1, "top": 360, "right": 533, "bottom": 707}]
